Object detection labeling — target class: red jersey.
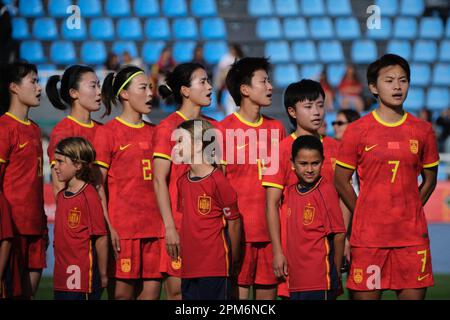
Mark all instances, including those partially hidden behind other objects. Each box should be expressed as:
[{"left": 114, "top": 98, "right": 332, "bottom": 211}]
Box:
[
  {"left": 337, "top": 111, "right": 440, "bottom": 247},
  {"left": 0, "top": 113, "right": 46, "bottom": 235},
  {"left": 177, "top": 169, "right": 240, "bottom": 278},
  {"left": 285, "top": 177, "right": 345, "bottom": 292},
  {"left": 93, "top": 117, "right": 162, "bottom": 239},
  {"left": 48, "top": 116, "right": 102, "bottom": 166},
  {"left": 53, "top": 184, "right": 107, "bottom": 293},
  {"left": 219, "top": 112, "right": 286, "bottom": 242},
  {"left": 0, "top": 193, "right": 13, "bottom": 241},
  {"left": 153, "top": 111, "right": 218, "bottom": 230}
]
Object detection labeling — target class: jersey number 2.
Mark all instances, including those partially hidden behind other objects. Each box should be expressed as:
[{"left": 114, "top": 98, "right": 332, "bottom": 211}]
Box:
[{"left": 142, "top": 159, "right": 152, "bottom": 180}]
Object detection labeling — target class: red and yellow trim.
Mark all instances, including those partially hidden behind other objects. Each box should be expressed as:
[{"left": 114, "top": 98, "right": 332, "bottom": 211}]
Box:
[
  {"left": 5, "top": 112, "right": 31, "bottom": 125},
  {"left": 372, "top": 110, "right": 408, "bottom": 127},
  {"left": 335, "top": 160, "right": 356, "bottom": 170},
  {"left": 295, "top": 176, "right": 323, "bottom": 195},
  {"left": 115, "top": 117, "right": 144, "bottom": 129},
  {"left": 324, "top": 238, "right": 331, "bottom": 290},
  {"left": 94, "top": 160, "right": 110, "bottom": 168},
  {"left": 88, "top": 239, "right": 93, "bottom": 293},
  {"left": 221, "top": 217, "right": 230, "bottom": 276},
  {"left": 0, "top": 158, "right": 6, "bottom": 164},
  {"left": 290, "top": 132, "right": 297, "bottom": 140},
  {"left": 153, "top": 152, "right": 172, "bottom": 161},
  {"left": 262, "top": 181, "right": 284, "bottom": 190},
  {"left": 176, "top": 111, "right": 189, "bottom": 121},
  {"left": 67, "top": 115, "right": 95, "bottom": 128},
  {"left": 423, "top": 160, "right": 440, "bottom": 169},
  {"left": 233, "top": 112, "right": 263, "bottom": 128}
]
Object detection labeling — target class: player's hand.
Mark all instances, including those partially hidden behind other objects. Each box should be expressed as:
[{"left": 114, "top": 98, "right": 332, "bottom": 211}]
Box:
[
  {"left": 109, "top": 226, "right": 121, "bottom": 259},
  {"left": 344, "top": 238, "right": 351, "bottom": 262},
  {"left": 273, "top": 252, "right": 288, "bottom": 280},
  {"left": 165, "top": 227, "right": 180, "bottom": 260}
]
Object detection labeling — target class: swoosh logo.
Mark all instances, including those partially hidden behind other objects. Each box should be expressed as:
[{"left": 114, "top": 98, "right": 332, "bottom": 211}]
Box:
[
  {"left": 237, "top": 144, "right": 248, "bottom": 150},
  {"left": 19, "top": 141, "right": 28, "bottom": 149},
  {"left": 364, "top": 144, "right": 378, "bottom": 152},
  {"left": 120, "top": 144, "right": 131, "bottom": 151},
  {"left": 417, "top": 274, "right": 430, "bottom": 281}
]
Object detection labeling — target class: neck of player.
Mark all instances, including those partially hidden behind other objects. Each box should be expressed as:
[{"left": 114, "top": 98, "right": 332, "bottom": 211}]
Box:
[
  {"left": 238, "top": 100, "right": 262, "bottom": 124},
  {"left": 295, "top": 125, "right": 321, "bottom": 139},
  {"left": 179, "top": 103, "right": 202, "bottom": 120},
  {"left": 120, "top": 107, "right": 143, "bottom": 125},
  {"left": 190, "top": 163, "right": 215, "bottom": 179},
  {"left": 8, "top": 101, "right": 30, "bottom": 122},
  {"left": 70, "top": 103, "right": 92, "bottom": 124},
  {"left": 66, "top": 177, "right": 86, "bottom": 194},
  {"left": 376, "top": 102, "right": 405, "bottom": 123}
]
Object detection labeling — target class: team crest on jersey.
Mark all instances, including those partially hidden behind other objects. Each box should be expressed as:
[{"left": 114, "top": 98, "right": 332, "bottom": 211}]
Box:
[
  {"left": 68, "top": 208, "right": 81, "bottom": 229},
  {"left": 171, "top": 257, "right": 182, "bottom": 270},
  {"left": 198, "top": 194, "right": 212, "bottom": 215},
  {"left": 409, "top": 140, "right": 419, "bottom": 154},
  {"left": 120, "top": 259, "right": 131, "bottom": 273},
  {"left": 303, "top": 203, "right": 315, "bottom": 225},
  {"left": 353, "top": 268, "right": 363, "bottom": 284}
]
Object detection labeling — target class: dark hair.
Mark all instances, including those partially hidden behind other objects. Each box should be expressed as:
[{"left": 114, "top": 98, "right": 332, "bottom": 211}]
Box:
[
  {"left": 230, "top": 43, "right": 244, "bottom": 59},
  {"left": 291, "top": 135, "right": 324, "bottom": 161},
  {"left": 225, "top": 57, "right": 271, "bottom": 107},
  {"left": 158, "top": 62, "right": 205, "bottom": 106},
  {"left": 367, "top": 54, "right": 411, "bottom": 98},
  {"left": 284, "top": 79, "right": 326, "bottom": 128},
  {"left": 101, "top": 65, "right": 144, "bottom": 117},
  {"left": 337, "top": 109, "right": 360, "bottom": 124},
  {"left": 46, "top": 65, "right": 95, "bottom": 111},
  {"left": 0, "top": 61, "right": 38, "bottom": 116}
]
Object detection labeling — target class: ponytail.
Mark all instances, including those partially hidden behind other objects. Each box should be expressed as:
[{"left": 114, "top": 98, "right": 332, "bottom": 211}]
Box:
[
  {"left": 46, "top": 75, "right": 67, "bottom": 110},
  {"left": 101, "top": 72, "right": 116, "bottom": 117}
]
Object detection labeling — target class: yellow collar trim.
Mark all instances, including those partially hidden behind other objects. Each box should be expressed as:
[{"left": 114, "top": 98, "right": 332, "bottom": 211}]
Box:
[
  {"left": 372, "top": 110, "right": 408, "bottom": 127},
  {"left": 290, "top": 132, "right": 297, "bottom": 140},
  {"left": 176, "top": 111, "right": 189, "bottom": 121},
  {"left": 67, "top": 116, "right": 94, "bottom": 128},
  {"left": 233, "top": 112, "right": 263, "bottom": 127},
  {"left": 5, "top": 112, "right": 30, "bottom": 125},
  {"left": 115, "top": 117, "right": 144, "bottom": 128}
]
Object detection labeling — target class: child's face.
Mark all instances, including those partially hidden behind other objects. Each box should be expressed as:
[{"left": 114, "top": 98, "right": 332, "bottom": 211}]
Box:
[
  {"left": 173, "top": 129, "right": 196, "bottom": 164},
  {"left": 288, "top": 97, "right": 325, "bottom": 133},
  {"left": 53, "top": 153, "right": 79, "bottom": 183},
  {"left": 369, "top": 64, "right": 409, "bottom": 108},
  {"left": 243, "top": 70, "right": 273, "bottom": 107},
  {"left": 292, "top": 148, "right": 323, "bottom": 185}
]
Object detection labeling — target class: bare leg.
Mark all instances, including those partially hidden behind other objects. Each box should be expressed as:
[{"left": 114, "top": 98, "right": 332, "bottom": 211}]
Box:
[
  {"left": 239, "top": 285, "right": 250, "bottom": 300},
  {"left": 164, "top": 276, "right": 181, "bottom": 300},
  {"left": 137, "top": 279, "right": 162, "bottom": 300},
  {"left": 254, "top": 284, "right": 277, "bottom": 300},
  {"left": 351, "top": 289, "right": 382, "bottom": 300},
  {"left": 115, "top": 279, "right": 135, "bottom": 300},
  {"left": 396, "top": 288, "right": 427, "bottom": 300}
]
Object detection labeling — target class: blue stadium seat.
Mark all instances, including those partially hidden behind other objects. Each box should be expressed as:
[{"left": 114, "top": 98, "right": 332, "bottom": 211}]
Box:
[
  {"left": 413, "top": 40, "right": 437, "bottom": 62},
  {"left": 201, "top": 18, "right": 227, "bottom": 40},
  {"left": 393, "top": 17, "right": 418, "bottom": 39},
  {"left": 419, "top": 17, "right": 444, "bottom": 39},
  {"left": 309, "top": 17, "right": 334, "bottom": 39},
  {"left": 105, "top": 0, "right": 131, "bottom": 17},
  {"left": 265, "top": 41, "right": 290, "bottom": 63},
  {"left": 292, "top": 41, "right": 317, "bottom": 63},
  {"left": 20, "top": 41, "right": 46, "bottom": 64},
  {"left": 439, "top": 40, "right": 450, "bottom": 62},
  {"left": 90, "top": 18, "right": 115, "bottom": 41},
  {"left": 33, "top": 18, "right": 58, "bottom": 41},
  {"left": 326, "top": 63, "right": 346, "bottom": 87},
  {"left": 162, "top": 0, "right": 187, "bottom": 17},
  {"left": 274, "top": 64, "right": 299, "bottom": 88},
  {"left": 50, "top": 41, "right": 77, "bottom": 65},
  {"left": 283, "top": 18, "right": 308, "bottom": 39},
  {"left": 173, "top": 18, "right": 198, "bottom": 40},
  {"left": 427, "top": 87, "right": 449, "bottom": 111},
  {"left": 142, "top": 41, "right": 166, "bottom": 64},
  {"left": 386, "top": 40, "right": 412, "bottom": 60},
  {"left": 336, "top": 17, "right": 361, "bottom": 40},
  {"left": 191, "top": 0, "right": 218, "bottom": 17},
  {"left": 300, "top": 64, "right": 323, "bottom": 80},
  {"left": 134, "top": 0, "right": 159, "bottom": 17},
  {"left": 145, "top": 18, "right": 170, "bottom": 40},
  {"left": 403, "top": 87, "right": 424, "bottom": 111},
  {"left": 117, "top": 18, "right": 143, "bottom": 41},
  {"left": 248, "top": 0, "right": 273, "bottom": 16},
  {"left": 351, "top": 40, "right": 377, "bottom": 64},
  {"left": 366, "top": 17, "right": 392, "bottom": 39},
  {"left": 327, "top": 0, "right": 352, "bottom": 16},
  {"left": 274, "top": 0, "right": 299, "bottom": 16},
  {"left": 112, "top": 41, "right": 138, "bottom": 58},
  {"left": 81, "top": 41, "right": 106, "bottom": 65},
  {"left": 173, "top": 41, "right": 196, "bottom": 62},
  {"left": 12, "top": 18, "right": 29, "bottom": 40},
  {"left": 375, "top": 0, "right": 398, "bottom": 16},
  {"left": 400, "top": 0, "right": 424, "bottom": 16},
  {"left": 37, "top": 64, "right": 57, "bottom": 85},
  {"left": 256, "top": 17, "right": 282, "bottom": 40},
  {"left": 19, "top": 0, "right": 44, "bottom": 17},
  {"left": 319, "top": 40, "right": 344, "bottom": 63},
  {"left": 301, "top": 0, "right": 325, "bottom": 16},
  {"left": 77, "top": 0, "right": 102, "bottom": 17},
  {"left": 204, "top": 41, "right": 228, "bottom": 64},
  {"left": 410, "top": 63, "right": 431, "bottom": 86},
  {"left": 61, "top": 18, "right": 87, "bottom": 41},
  {"left": 432, "top": 63, "right": 450, "bottom": 86},
  {"left": 48, "top": 0, "right": 72, "bottom": 17},
  {"left": 446, "top": 18, "right": 450, "bottom": 38}
]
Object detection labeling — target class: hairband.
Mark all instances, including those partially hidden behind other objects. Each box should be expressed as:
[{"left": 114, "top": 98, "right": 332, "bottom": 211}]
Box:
[{"left": 116, "top": 71, "right": 144, "bottom": 97}]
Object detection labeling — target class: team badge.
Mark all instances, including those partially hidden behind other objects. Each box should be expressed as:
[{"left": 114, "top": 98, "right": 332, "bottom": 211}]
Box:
[
  {"left": 409, "top": 140, "right": 419, "bottom": 154},
  {"left": 68, "top": 207, "right": 81, "bottom": 229},
  {"left": 303, "top": 203, "right": 315, "bottom": 225},
  {"left": 171, "top": 257, "right": 182, "bottom": 270},
  {"left": 353, "top": 268, "right": 363, "bottom": 284},
  {"left": 286, "top": 208, "right": 292, "bottom": 218},
  {"left": 120, "top": 259, "right": 131, "bottom": 273},
  {"left": 198, "top": 194, "right": 212, "bottom": 215}
]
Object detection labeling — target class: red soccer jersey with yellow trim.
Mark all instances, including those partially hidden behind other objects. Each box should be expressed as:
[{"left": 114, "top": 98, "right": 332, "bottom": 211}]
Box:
[
  {"left": 219, "top": 112, "right": 286, "bottom": 242},
  {"left": 0, "top": 113, "right": 46, "bottom": 235},
  {"left": 93, "top": 118, "right": 162, "bottom": 239},
  {"left": 48, "top": 116, "right": 102, "bottom": 165},
  {"left": 53, "top": 184, "right": 107, "bottom": 293},
  {"left": 152, "top": 111, "right": 218, "bottom": 230},
  {"left": 0, "top": 193, "right": 13, "bottom": 241},
  {"left": 177, "top": 169, "right": 240, "bottom": 278},
  {"left": 337, "top": 111, "right": 440, "bottom": 248},
  {"left": 285, "top": 177, "right": 345, "bottom": 292}
]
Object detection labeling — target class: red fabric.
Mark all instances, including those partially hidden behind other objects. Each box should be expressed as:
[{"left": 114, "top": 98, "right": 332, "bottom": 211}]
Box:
[{"left": 237, "top": 242, "right": 279, "bottom": 286}]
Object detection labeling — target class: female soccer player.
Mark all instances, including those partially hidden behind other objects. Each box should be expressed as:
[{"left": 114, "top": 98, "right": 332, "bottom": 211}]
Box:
[
  {"left": 334, "top": 54, "right": 439, "bottom": 300},
  {"left": 46, "top": 65, "right": 102, "bottom": 198},
  {"left": 153, "top": 63, "right": 217, "bottom": 300},
  {"left": 0, "top": 186, "right": 13, "bottom": 299},
  {"left": 94, "top": 65, "right": 163, "bottom": 300},
  {"left": 0, "top": 61, "right": 47, "bottom": 299}
]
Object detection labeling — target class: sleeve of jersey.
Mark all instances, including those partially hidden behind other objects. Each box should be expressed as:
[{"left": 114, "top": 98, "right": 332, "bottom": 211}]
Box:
[
  {"left": 322, "top": 184, "right": 346, "bottom": 235},
  {"left": 262, "top": 151, "right": 288, "bottom": 190},
  {"left": 335, "top": 125, "right": 359, "bottom": 171},
  {"left": 215, "top": 174, "right": 240, "bottom": 220},
  {"left": 217, "top": 124, "right": 227, "bottom": 166},
  {"left": 422, "top": 125, "right": 440, "bottom": 169},
  {"left": 93, "top": 126, "right": 113, "bottom": 169},
  {"left": 86, "top": 188, "right": 108, "bottom": 236},
  {"left": 153, "top": 124, "right": 174, "bottom": 161},
  {"left": 0, "top": 126, "right": 12, "bottom": 164},
  {"left": 277, "top": 121, "right": 286, "bottom": 140}
]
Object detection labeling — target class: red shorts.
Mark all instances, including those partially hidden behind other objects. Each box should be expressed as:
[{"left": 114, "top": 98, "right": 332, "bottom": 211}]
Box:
[
  {"left": 159, "top": 238, "right": 182, "bottom": 277},
  {"left": 238, "top": 242, "right": 278, "bottom": 286},
  {"left": 347, "top": 244, "right": 434, "bottom": 291},
  {"left": 277, "top": 277, "right": 290, "bottom": 298},
  {"left": 14, "top": 234, "right": 47, "bottom": 270},
  {"left": 109, "top": 238, "right": 162, "bottom": 280}
]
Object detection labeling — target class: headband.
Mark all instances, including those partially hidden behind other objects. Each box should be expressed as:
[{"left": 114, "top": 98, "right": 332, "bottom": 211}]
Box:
[{"left": 116, "top": 71, "right": 144, "bottom": 97}]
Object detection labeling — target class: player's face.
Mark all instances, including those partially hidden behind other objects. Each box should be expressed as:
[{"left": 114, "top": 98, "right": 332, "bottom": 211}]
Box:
[
  {"left": 244, "top": 69, "right": 273, "bottom": 107},
  {"left": 13, "top": 71, "right": 42, "bottom": 108},
  {"left": 186, "top": 68, "right": 212, "bottom": 107},
  {"left": 292, "top": 149, "right": 323, "bottom": 185},
  {"left": 332, "top": 113, "right": 348, "bottom": 141},
  {"left": 125, "top": 74, "right": 153, "bottom": 115},
  {"left": 370, "top": 65, "right": 409, "bottom": 108},
  {"left": 53, "top": 153, "right": 78, "bottom": 183},
  {"left": 72, "top": 72, "right": 101, "bottom": 112},
  {"left": 288, "top": 97, "right": 325, "bottom": 133}
]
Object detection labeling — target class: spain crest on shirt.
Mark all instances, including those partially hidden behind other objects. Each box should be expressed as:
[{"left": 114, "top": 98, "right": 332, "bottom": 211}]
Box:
[
  {"left": 68, "top": 207, "right": 81, "bottom": 229},
  {"left": 121, "top": 258, "right": 131, "bottom": 273},
  {"left": 410, "top": 139, "right": 419, "bottom": 154},
  {"left": 353, "top": 268, "right": 363, "bottom": 284},
  {"left": 198, "top": 194, "right": 212, "bottom": 215},
  {"left": 303, "top": 203, "right": 315, "bottom": 225},
  {"left": 171, "top": 256, "right": 182, "bottom": 270}
]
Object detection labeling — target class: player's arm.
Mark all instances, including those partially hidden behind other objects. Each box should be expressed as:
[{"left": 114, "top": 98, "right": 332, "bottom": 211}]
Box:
[
  {"left": 419, "top": 166, "right": 438, "bottom": 206},
  {"left": 153, "top": 157, "right": 179, "bottom": 260},
  {"left": 334, "top": 165, "right": 357, "bottom": 218},
  {"left": 0, "top": 238, "right": 12, "bottom": 296},
  {"left": 265, "top": 186, "right": 288, "bottom": 279},
  {"left": 332, "top": 232, "right": 346, "bottom": 279},
  {"left": 93, "top": 234, "right": 108, "bottom": 288},
  {"left": 227, "top": 217, "right": 241, "bottom": 273}
]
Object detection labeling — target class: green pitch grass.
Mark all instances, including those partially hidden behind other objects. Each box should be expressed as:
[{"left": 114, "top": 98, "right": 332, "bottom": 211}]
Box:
[{"left": 35, "top": 274, "right": 450, "bottom": 300}]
